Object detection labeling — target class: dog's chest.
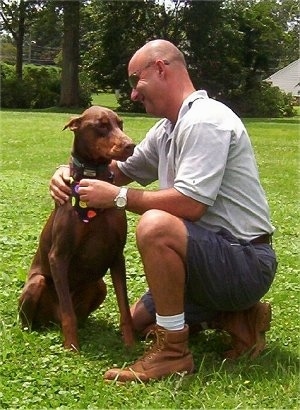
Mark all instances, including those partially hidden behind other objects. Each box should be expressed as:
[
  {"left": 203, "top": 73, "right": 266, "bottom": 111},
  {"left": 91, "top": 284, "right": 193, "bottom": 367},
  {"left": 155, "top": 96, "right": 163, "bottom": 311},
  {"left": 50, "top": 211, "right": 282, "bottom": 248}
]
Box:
[
  {"left": 69, "top": 158, "right": 114, "bottom": 223},
  {"left": 67, "top": 222, "right": 124, "bottom": 282},
  {"left": 70, "top": 179, "right": 98, "bottom": 223}
]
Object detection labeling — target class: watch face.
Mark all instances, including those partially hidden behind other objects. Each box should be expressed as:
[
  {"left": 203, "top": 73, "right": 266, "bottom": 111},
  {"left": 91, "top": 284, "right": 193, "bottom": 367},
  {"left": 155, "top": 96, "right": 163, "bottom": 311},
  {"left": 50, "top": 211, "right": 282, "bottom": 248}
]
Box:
[{"left": 116, "top": 196, "right": 127, "bottom": 208}]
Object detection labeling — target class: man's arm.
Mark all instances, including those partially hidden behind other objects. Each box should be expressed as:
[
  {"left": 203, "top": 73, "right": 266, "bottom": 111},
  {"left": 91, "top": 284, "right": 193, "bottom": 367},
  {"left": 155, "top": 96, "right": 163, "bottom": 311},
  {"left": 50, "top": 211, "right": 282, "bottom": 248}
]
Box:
[
  {"left": 50, "top": 161, "right": 133, "bottom": 205},
  {"left": 50, "top": 165, "right": 72, "bottom": 205},
  {"left": 109, "top": 160, "right": 133, "bottom": 186},
  {"left": 78, "top": 177, "right": 207, "bottom": 222},
  {"left": 126, "top": 187, "right": 207, "bottom": 221}
]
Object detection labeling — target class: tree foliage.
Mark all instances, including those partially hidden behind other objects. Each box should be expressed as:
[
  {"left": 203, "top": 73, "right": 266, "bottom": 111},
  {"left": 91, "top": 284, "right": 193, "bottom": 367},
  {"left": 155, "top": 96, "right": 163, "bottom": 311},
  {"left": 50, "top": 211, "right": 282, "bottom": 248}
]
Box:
[
  {"left": 0, "top": 0, "right": 43, "bottom": 78},
  {"left": 0, "top": 0, "right": 298, "bottom": 114}
]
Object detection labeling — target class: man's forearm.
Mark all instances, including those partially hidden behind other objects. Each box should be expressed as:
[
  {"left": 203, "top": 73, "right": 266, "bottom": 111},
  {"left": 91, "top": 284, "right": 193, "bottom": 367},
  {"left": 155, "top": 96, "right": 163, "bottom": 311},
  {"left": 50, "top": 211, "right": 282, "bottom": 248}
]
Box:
[
  {"left": 126, "top": 187, "right": 207, "bottom": 221},
  {"left": 109, "top": 161, "right": 133, "bottom": 186}
]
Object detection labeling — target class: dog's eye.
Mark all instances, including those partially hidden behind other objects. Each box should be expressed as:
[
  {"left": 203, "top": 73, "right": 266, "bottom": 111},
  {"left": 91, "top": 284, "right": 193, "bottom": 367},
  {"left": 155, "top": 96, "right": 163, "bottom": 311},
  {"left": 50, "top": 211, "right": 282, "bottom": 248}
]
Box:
[
  {"left": 96, "top": 126, "right": 109, "bottom": 137},
  {"left": 118, "top": 120, "right": 123, "bottom": 131}
]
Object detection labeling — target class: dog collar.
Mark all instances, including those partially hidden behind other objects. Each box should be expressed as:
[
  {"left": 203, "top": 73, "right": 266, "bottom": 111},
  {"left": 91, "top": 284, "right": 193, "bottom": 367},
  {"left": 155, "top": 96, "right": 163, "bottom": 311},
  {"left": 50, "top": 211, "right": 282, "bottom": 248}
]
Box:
[
  {"left": 69, "top": 156, "right": 113, "bottom": 223},
  {"left": 71, "top": 155, "right": 114, "bottom": 182},
  {"left": 70, "top": 178, "right": 97, "bottom": 223}
]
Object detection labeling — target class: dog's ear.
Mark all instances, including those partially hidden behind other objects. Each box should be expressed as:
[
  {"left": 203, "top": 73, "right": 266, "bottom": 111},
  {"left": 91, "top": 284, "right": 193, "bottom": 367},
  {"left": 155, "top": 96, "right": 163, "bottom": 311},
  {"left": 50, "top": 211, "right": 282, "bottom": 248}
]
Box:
[{"left": 63, "top": 116, "right": 82, "bottom": 131}]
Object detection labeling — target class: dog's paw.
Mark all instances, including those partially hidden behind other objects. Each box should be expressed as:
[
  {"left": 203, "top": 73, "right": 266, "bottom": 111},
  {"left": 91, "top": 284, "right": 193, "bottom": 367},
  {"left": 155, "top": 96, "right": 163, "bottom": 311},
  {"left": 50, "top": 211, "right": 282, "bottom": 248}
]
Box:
[
  {"left": 122, "top": 327, "right": 135, "bottom": 348},
  {"left": 63, "top": 341, "right": 80, "bottom": 353}
]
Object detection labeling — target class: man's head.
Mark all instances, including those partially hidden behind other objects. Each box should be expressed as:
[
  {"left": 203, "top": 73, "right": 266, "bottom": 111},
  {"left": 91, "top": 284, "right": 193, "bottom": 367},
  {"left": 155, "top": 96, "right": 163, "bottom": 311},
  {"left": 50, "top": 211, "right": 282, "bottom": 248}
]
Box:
[{"left": 128, "top": 40, "right": 195, "bottom": 123}]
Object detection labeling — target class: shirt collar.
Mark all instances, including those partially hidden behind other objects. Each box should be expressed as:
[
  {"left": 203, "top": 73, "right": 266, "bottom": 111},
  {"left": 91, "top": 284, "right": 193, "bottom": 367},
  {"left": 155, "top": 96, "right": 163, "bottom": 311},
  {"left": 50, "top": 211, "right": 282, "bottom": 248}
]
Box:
[
  {"left": 163, "top": 90, "right": 208, "bottom": 136},
  {"left": 180, "top": 90, "right": 208, "bottom": 117}
]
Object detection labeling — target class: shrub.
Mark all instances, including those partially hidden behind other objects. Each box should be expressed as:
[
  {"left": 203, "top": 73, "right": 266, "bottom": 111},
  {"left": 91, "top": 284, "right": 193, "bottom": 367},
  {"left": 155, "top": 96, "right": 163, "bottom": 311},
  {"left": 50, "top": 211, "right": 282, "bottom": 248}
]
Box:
[
  {"left": 0, "top": 63, "right": 92, "bottom": 109},
  {"left": 0, "top": 63, "right": 61, "bottom": 108},
  {"left": 115, "top": 78, "right": 295, "bottom": 117},
  {"left": 23, "top": 65, "right": 61, "bottom": 108},
  {"left": 228, "top": 81, "right": 295, "bottom": 117}
]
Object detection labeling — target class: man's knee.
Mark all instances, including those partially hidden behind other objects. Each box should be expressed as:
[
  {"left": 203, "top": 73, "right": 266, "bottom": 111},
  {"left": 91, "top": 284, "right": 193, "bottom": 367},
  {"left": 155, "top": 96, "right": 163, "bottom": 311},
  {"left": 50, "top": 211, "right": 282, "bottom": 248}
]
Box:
[
  {"left": 136, "top": 210, "right": 170, "bottom": 245},
  {"left": 136, "top": 210, "right": 187, "bottom": 252}
]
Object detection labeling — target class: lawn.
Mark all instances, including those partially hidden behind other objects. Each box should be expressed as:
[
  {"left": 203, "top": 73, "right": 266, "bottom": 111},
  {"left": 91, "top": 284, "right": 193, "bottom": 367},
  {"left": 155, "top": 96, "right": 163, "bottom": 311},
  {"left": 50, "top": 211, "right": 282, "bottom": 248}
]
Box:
[{"left": 0, "top": 98, "right": 299, "bottom": 409}]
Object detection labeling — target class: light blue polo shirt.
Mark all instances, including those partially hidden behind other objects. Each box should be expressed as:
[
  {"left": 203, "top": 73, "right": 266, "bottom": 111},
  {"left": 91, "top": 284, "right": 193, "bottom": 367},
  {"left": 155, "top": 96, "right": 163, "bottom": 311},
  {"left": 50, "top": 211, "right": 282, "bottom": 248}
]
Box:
[{"left": 118, "top": 90, "right": 275, "bottom": 241}]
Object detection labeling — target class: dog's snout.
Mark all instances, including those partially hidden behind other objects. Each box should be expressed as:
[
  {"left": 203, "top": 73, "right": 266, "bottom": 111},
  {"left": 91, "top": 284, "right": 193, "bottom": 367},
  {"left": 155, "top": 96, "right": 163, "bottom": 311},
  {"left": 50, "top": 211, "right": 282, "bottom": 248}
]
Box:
[{"left": 125, "top": 143, "right": 135, "bottom": 156}]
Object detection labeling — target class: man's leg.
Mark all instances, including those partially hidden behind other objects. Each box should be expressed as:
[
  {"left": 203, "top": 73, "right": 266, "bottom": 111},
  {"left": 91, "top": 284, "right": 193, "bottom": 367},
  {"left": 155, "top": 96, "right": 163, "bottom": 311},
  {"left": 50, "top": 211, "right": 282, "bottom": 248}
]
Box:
[
  {"left": 130, "top": 299, "right": 155, "bottom": 334},
  {"left": 131, "top": 294, "right": 272, "bottom": 359},
  {"left": 212, "top": 302, "right": 272, "bottom": 359},
  {"left": 104, "top": 210, "right": 194, "bottom": 382}
]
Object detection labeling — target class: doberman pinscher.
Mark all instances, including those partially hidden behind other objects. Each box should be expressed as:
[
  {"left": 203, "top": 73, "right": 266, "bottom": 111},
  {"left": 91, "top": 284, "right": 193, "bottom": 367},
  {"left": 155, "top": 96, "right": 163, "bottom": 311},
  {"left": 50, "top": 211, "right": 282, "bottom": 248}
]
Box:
[{"left": 18, "top": 106, "right": 135, "bottom": 351}]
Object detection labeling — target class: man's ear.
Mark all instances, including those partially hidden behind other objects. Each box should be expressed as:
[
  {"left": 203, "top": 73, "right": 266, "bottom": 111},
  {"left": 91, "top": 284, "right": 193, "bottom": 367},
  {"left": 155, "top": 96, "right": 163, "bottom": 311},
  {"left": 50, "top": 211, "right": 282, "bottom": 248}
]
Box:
[{"left": 156, "top": 59, "right": 167, "bottom": 79}]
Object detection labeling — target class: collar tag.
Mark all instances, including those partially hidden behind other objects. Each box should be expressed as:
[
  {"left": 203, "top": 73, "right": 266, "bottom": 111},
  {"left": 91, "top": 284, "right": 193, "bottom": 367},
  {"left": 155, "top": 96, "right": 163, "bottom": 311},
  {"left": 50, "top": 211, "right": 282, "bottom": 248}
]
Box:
[{"left": 83, "top": 168, "right": 97, "bottom": 177}]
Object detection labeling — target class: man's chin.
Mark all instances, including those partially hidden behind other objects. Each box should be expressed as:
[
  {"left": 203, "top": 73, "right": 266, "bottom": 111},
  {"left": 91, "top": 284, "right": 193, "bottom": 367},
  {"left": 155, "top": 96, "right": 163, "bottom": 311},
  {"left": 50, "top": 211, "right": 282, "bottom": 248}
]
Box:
[{"left": 143, "top": 103, "right": 159, "bottom": 118}]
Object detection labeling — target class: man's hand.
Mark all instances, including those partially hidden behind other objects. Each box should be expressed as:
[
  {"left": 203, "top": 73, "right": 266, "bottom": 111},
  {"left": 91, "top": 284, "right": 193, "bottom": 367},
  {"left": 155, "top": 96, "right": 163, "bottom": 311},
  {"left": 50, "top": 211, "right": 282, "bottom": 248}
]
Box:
[
  {"left": 78, "top": 179, "right": 119, "bottom": 209},
  {"left": 50, "top": 165, "right": 72, "bottom": 205}
]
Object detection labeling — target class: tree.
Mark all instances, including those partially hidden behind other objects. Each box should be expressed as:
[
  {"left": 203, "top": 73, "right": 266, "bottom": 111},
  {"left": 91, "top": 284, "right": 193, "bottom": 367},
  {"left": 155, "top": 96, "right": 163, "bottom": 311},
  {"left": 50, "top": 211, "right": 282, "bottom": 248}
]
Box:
[
  {"left": 266, "top": 0, "right": 299, "bottom": 68},
  {"left": 59, "top": 0, "right": 80, "bottom": 106},
  {"left": 1, "top": 0, "right": 297, "bottom": 113},
  {"left": 81, "top": 0, "right": 182, "bottom": 111},
  {"left": 177, "top": 0, "right": 298, "bottom": 106},
  {"left": 0, "top": 0, "right": 81, "bottom": 106},
  {"left": 179, "top": 1, "right": 229, "bottom": 97},
  {"left": 0, "top": 0, "right": 41, "bottom": 79},
  {"left": 27, "top": 1, "right": 62, "bottom": 65},
  {"left": 81, "top": 1, "right": 167, "bottom": 89},
  {"left": 0, "top": 34, "right": 16, "bottom": 63}
]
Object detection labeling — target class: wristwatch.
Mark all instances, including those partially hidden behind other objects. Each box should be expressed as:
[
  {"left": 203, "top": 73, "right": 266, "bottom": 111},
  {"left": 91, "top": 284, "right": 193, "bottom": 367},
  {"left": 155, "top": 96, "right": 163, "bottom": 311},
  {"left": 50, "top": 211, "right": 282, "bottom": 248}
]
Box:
[{"left": 114, "top": 187, "right": 128, "bottom": 210}]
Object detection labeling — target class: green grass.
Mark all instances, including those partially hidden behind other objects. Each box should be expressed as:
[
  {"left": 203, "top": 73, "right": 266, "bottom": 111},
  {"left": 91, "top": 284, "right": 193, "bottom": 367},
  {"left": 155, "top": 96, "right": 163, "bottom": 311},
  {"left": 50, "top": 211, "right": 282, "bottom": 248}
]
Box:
[
  {"left": 92, "top": 92, "right": 119, "bottom": 110},
  {"left": 0, "top": 101, "right": 299, "bottom": 409}
]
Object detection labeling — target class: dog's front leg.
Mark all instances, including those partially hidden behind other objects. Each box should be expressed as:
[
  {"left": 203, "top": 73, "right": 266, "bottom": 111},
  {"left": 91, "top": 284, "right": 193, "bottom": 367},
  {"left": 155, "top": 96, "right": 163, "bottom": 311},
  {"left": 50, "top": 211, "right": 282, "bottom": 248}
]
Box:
[
  {"left": 49, "top": 250, "right": 79, "bottom": 352},
  {"left": 110, "top": 254, "right": 135, "bottom": 347}
]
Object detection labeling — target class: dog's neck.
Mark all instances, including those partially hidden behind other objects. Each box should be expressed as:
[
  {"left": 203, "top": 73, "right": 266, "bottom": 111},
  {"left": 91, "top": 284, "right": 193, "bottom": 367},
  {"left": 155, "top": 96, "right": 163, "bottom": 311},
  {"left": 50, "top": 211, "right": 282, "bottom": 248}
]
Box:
[
  {"left": 69, "top": 154, "right": 114, "bottom": 223},
  {"left": 70, "top": 154, "right": 114, "bottom": 183}
]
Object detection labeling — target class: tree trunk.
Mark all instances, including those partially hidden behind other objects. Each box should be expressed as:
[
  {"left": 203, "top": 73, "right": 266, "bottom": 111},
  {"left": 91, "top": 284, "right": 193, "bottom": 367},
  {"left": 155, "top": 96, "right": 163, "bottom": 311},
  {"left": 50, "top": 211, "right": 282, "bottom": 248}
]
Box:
[
  {"left": 59, "top": 0, "right": 80, "bottom": 107},
  {"left": 15, "top": 0, "right": 26, "bottom": 80}
]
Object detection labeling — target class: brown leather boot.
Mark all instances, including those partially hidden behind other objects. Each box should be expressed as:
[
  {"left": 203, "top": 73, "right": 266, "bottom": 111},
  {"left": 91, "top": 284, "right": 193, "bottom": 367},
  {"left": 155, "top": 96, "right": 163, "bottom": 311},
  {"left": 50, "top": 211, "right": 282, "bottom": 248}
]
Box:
[
  {"left": 104, "top": 325, "right": 195, "bottom": 383},
  {"left": 213, "top": 301, "right": 272, "bottom": 359}
]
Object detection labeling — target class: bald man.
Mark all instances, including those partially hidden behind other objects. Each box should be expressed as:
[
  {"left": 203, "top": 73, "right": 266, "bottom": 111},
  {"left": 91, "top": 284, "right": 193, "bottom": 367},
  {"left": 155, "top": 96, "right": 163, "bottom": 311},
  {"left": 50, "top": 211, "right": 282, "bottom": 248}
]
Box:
[{"left": 51, "top": 40, "right": 277, "bottom": 383}]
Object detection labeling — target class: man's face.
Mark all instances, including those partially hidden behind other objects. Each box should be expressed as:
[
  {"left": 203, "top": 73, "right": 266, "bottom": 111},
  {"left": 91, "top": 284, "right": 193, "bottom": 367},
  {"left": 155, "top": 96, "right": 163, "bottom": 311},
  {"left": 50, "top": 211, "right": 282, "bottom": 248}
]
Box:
[{"left": 128, "top": 57, "right": 168, "bottom": 118}]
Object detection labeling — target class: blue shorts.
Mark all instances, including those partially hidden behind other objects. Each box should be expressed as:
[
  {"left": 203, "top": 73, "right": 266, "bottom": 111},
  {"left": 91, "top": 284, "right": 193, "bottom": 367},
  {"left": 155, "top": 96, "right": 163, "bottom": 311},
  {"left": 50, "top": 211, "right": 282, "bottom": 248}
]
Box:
[{"left": 141, "top": 223, "right": 277, "bottom": 325}]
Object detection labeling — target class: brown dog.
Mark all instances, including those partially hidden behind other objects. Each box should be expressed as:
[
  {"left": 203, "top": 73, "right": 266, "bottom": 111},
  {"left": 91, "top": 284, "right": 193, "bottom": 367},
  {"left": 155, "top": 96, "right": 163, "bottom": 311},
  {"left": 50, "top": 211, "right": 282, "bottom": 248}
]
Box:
[{"left": 19, "top": 106, "right": 135, "bottom": 351}]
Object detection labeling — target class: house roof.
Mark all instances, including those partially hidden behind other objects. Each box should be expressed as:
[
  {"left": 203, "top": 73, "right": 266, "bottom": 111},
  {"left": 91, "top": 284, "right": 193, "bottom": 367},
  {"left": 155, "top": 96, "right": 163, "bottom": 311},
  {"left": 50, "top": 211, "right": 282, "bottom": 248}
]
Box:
[{"left": 265, "top": 59, "right": 300, "bottom": 96}]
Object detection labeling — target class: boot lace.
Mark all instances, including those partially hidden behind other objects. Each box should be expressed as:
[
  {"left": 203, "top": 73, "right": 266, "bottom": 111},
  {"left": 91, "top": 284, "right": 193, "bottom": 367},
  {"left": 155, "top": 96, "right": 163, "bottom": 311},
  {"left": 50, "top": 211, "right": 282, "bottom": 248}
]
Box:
[{"left": 141, "top": 326, "right": 166, "bottom": 360}]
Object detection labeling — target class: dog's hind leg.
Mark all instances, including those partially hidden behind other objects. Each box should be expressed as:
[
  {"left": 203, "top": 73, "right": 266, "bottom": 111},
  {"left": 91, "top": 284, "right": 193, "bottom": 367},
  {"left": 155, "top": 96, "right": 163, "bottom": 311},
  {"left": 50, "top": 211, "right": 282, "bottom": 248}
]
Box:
[
  {"left": 19, "top": 273, "right": 47, "bottom": 329},
  {"left": 72, "top": 279, "right": 107, "bottom": 323}
]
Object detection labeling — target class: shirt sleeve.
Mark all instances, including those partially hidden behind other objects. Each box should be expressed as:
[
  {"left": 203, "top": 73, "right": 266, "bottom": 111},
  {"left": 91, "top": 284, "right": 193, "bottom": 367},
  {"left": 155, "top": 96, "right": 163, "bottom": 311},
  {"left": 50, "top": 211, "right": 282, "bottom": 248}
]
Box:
[
  {"left": 117, "top": 123, "right": 162, "bottom": 186},
  {"left": 174, "top": 121, "right": 232, "bottom": 206}
]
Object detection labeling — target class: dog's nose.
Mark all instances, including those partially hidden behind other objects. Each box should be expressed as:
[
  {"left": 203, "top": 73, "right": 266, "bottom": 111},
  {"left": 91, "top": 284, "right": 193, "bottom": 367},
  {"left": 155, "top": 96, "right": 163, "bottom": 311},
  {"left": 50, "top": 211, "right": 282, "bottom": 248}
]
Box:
[{"left": 125, "top": 143, "right": 135, "bottom": 156}]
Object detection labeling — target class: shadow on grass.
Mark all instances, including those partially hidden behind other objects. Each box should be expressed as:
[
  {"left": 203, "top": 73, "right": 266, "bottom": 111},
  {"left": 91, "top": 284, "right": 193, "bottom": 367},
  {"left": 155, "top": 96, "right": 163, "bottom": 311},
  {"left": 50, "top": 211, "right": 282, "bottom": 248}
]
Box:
[
  {"left": 18, "top": 314, "right": 298, "bottom": 389},
  {"left": 76, "top": 315, "right": 298, "bottom": 360},
  {"left": 21, "top": 309, "right": 299, "bottom": 383},
  {"left": 79, "top": 319, "right": 298, "bottom": 373},
  {"left": 77, "top": 316, "right": 144, "bottom": 364},
  {"left": 189, "top": 330, "right": 299, "bottom": 382}
]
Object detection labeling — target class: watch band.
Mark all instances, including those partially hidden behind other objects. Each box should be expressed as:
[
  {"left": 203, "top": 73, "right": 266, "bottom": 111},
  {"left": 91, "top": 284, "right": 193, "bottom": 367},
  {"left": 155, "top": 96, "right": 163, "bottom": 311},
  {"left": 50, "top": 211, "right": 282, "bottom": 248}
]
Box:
[{"left": 114, "top": 186, "right": 128, "bottom": 209}]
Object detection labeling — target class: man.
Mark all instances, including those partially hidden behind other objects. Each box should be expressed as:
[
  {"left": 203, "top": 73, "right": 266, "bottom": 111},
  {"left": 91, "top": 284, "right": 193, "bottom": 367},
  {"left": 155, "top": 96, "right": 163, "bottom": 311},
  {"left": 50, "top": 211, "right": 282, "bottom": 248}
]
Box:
[{"left": 50, "top": 39, "right": 277, "bottom": 382}]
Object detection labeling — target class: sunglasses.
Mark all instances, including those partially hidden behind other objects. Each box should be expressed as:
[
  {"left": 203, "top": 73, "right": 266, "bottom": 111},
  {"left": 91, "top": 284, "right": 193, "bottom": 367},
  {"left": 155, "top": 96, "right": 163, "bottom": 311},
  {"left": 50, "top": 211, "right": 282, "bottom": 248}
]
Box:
[{"left": 128, "top": 60, "right": 170, "bottom": 89}]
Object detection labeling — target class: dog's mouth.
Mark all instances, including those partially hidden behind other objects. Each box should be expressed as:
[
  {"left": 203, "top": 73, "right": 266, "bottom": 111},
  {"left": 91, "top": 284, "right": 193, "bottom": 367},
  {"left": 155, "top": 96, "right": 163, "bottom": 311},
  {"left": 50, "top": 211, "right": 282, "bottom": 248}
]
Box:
[
  {"left": 113, "top": 144, "right": 135, "bottom": 162},
  {"left": 119, "top": 152, "right": 134, "bottom": 162}
]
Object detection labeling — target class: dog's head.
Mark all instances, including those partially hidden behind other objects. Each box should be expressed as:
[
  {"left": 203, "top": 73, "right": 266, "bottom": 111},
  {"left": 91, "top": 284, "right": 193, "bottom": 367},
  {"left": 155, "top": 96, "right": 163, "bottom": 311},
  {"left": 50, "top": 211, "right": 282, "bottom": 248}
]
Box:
[{"left": 63, "top": 106, "right": 135, "bottom": 163}]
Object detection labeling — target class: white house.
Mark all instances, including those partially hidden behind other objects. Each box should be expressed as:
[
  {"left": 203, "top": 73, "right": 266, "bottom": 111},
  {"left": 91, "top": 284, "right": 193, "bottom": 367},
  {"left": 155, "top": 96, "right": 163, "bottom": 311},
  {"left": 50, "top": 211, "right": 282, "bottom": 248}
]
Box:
[{"left": 265, "top": 59, "right": 300, "bottom": 98}]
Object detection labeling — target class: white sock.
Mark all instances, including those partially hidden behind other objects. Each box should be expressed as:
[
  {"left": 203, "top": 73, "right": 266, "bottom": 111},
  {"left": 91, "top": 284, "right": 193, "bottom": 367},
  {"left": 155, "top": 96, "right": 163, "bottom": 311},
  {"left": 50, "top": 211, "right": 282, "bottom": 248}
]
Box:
[{"left": 156, "top": 312, "right": 185, "bottom": 331}]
